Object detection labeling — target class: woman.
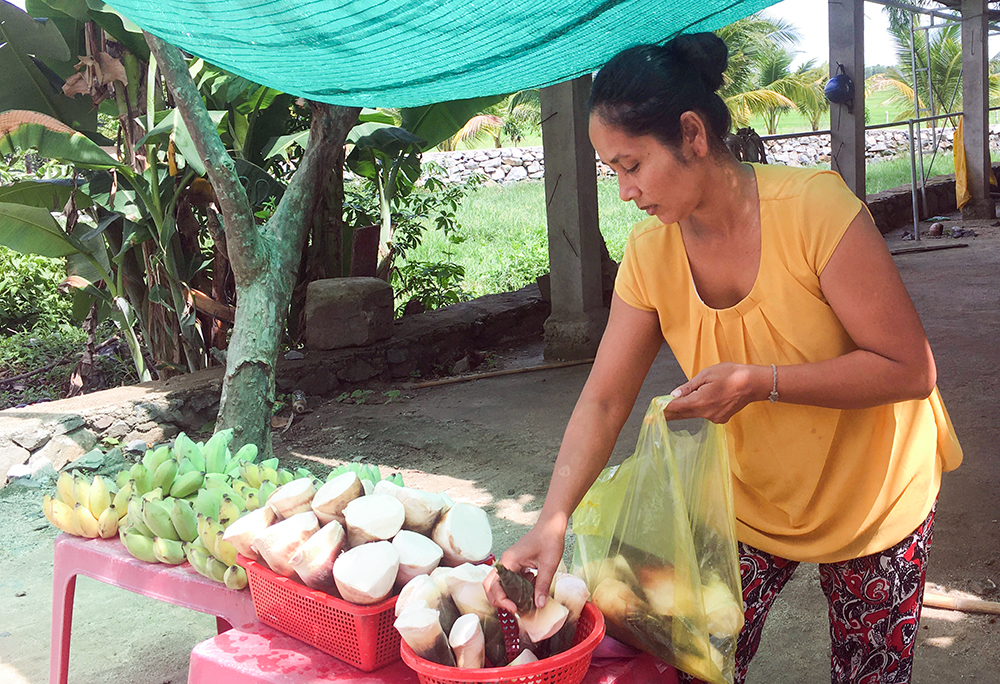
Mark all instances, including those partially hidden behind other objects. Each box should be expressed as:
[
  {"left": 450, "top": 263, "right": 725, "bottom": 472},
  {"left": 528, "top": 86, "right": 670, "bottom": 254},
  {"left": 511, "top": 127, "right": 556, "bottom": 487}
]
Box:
[{"left": 484, "top": 33, "right": 962, "bottom": 684}]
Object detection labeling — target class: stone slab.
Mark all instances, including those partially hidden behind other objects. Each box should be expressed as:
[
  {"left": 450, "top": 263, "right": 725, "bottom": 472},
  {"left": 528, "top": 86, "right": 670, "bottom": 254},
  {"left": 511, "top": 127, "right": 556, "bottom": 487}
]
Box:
[{"left": 305, "top": 277, "right": 394, "bottom": 350}]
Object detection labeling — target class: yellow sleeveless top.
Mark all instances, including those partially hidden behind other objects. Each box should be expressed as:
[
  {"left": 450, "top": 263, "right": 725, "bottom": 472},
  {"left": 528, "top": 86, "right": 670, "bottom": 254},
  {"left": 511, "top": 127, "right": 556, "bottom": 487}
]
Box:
[{"left": 614, "top": 163, "right": 962, "bottom": 563}]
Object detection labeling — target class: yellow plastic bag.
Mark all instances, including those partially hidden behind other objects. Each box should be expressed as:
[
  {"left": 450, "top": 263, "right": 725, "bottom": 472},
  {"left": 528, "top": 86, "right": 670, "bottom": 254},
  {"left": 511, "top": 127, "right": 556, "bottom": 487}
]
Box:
[{"left": 571, "top": 396, "right": 743, "bottom": 684}]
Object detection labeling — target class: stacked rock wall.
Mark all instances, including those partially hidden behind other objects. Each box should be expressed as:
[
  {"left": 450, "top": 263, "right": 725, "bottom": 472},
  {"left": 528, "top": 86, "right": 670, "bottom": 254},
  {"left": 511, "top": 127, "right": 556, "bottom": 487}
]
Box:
[{"left": 420, "top": 126, "right": 1000, "bottom": 184}]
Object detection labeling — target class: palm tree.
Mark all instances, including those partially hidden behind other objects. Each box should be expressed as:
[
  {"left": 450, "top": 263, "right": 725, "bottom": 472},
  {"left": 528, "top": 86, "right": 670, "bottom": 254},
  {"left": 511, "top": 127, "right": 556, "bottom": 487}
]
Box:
[
  {"left": 717, "top": 15, "right": 811, "bottom": 132},
  {"left": 441, "top": 90, "right": 541, "bottom": 150},
  {"left": 794, "top": 61, "right": 830, "bottom": 131}
]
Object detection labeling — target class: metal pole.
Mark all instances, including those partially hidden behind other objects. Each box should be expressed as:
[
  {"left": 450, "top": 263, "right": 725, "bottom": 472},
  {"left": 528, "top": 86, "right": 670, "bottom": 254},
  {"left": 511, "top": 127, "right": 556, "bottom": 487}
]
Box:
[
  {"left": 909, "top": 17, "right": 929, "bottom": 216},
  {"left": 908, "top": 120, "right": 921, "bottom": 240},
  {"left": 926, "top": 17, "right": 938, "bottom": 153}
]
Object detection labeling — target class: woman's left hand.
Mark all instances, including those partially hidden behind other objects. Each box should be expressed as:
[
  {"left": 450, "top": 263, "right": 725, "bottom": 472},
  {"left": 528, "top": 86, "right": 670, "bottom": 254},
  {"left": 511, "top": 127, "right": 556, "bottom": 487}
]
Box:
[{"left": 664, "top": 362, "right": 768, "bottom": 423}]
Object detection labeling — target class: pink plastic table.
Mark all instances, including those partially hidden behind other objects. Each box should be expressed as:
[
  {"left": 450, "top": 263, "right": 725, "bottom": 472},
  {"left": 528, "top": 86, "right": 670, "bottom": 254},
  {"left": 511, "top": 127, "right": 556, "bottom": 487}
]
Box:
[
  {"left": 188, "top": 622, "right": 677, "bottom": 684},
  {"left": 50, "top": 533, "right": 258, "bottom": 684}
]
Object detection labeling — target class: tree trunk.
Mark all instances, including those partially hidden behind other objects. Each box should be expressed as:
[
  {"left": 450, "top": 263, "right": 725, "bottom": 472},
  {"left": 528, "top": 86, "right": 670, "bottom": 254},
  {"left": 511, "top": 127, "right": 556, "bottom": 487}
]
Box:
[{"left": 146, "top": 32, "right": 359, "bottom": 455}]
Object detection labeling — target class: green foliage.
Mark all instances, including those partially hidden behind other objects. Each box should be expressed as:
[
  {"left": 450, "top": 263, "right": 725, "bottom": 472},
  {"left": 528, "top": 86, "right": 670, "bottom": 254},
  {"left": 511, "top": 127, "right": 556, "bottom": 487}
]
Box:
[
  {"left": 393, "top": 261, "right": 468, "bottom": 314},
  {"left": 0, "top": 247, "right": 73, "bottom": 331}
]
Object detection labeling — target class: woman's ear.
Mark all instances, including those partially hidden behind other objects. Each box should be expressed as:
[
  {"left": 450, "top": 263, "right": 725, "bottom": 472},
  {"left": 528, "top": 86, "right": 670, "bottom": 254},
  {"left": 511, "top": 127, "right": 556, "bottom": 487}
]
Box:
[{"left": 679, "top": 111, "right": 709, "bottom": 160}]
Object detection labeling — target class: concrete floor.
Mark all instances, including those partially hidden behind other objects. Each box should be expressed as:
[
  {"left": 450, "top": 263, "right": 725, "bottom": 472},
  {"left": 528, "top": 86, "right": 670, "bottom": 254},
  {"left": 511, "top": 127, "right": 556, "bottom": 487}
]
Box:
[{"left": 0, "top": 223, "right": 997, "bottom": 683}]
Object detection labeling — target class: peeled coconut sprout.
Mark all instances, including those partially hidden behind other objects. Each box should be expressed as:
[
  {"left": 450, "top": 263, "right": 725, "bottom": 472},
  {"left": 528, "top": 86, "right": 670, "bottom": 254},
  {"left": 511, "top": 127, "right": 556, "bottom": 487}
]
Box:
[
  {"left": 394, "top": 607, "right": 456, "bottom": 667},
  {"left": 342, "top": 494, "right": 405, "bottom": 546},
  {"left": 393, "top": 530, "right": 444, "bottom": 585},
  {"left": 449, "top": 613, "right": 485, "bottom": 669},
  {"left": 266, "top": 478, "right": 317, "bottom": 519},
  {"left": 702, "top": 577, "right": 744, "bottom": 637},
  {"left": 432, "top": 502, "right": 493, "bottom": 565},
  {"left": 553, "top": 573, "right": 590, "bottom": 622},
  {"left": 333, "top": 540, "right": 400, "bottom": 604},
  {"left": 592, "top": 578, "right": 648, "bottom": 626},
  {"left": 394, "top": 486, "right": 447, "bottom": 534},
  {"left": 508, "top": 649, "right": 538, "bottom": 666},
  {"left": 637, "top": 565, "right": 677, "bottom": 616},
  {"left": 430, "top": 566, "right": 453, "bottom": 595},
  {"left": 311, "top": 472, "right": 362, "bottom": 525},
  {"left": 396, "top": 574, "right": 443, "bottom": 616},
  {"left": 516, "top": 598, "right": 569, "bottom": 642},
  {"left": 289, "top": 520, "right": 346, "bottom": 593},
  {"left": 445, "top": 563, "right": 494, "bottom": 618},
  {"left": 222, "top": 506, "right": 276, "bottom": 560},
  {"left": 251, "top": 511, "right": 319, "bottom": 578}
]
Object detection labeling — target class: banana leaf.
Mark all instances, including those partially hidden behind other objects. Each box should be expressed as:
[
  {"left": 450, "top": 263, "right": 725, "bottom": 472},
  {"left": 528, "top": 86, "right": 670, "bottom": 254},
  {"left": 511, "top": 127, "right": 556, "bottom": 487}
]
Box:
[
  {"left": 0, "top": 120, "right": 123, "bottom": 170},
  {"left": 401, "top": 95, "right": 505, "bottom": 151},
  {"left": 135, "top": 109, "right": 228, "bottom": 176},
  {"left": 0, "top": 180, "right": 93, "bottom": 211},
  {"left": 0, "top": 202, "right": 79, "bottom": 257}
]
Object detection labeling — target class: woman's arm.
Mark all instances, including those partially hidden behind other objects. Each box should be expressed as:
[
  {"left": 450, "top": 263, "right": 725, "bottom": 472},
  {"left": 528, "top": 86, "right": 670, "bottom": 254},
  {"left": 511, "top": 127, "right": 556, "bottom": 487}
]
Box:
[
  {"left": 484, "top": 293, "right": 663, "bottom": 610},
  {"left": 665, "top": 209, "right": 937, "bottom": 423}
]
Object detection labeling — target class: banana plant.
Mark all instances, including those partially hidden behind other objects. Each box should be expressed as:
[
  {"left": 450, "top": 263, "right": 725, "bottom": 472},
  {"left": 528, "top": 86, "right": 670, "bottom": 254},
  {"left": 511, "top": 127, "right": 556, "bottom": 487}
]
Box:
[{"left": 0, "top": 114, "right": 152, "bottom": 380}]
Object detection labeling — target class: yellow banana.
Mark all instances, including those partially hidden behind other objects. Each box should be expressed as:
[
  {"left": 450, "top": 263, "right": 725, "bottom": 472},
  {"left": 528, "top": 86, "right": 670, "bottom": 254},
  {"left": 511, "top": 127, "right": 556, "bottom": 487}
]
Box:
[
  {"left": 123, "top": 531, "right": 159, "bottom": 563},
  {"left": 204, "top": 556, "right": 228, "bottom": 583},
  {"left": 170, "top": 498, "right": 199, "bottom": 543},
  {"left": 185, "top": 543, "right": 212, "bottom": 577},
  {"left": 243, "top": 492, "right": 260, "bottom": 512},
  {"left": 43, "top": 494, "right": 77, "bottom": 535},
  {"left": 218, "top": 496, "right": 241, "bottom": 527},
  {"left": 141, "top": 487, "right": 163, "bottom": 503},
  {"left": 213, "top": 531, "right": 238, "bottom": 566},
  {"left": 126, "top": 496, "right": 155, "bottom": 537},
  {"left": 56, "top": 471, "right": 77, "bottom": 506},
  {"left": 198, "top": 516, "right": 223, "bottom": 554},
  {"left": 223, "top": 564, "right": 248, "bottom": 591},
  {"left": 97, "top": 505, "right": 119, "bottom": 538},
  {"left": 72, "top": 504, "right": 100, "bottom": 538},
  {"left": 113, "top": 482, "right": 133, "bottom": 519},
  {"left": 240, "top": 462, "right": 262, "bottom": 489},
  {"left": 88, "top": 475, "right": 111, "bottom": 518},
  {"left": 152, "top": 537, "right": 187, "bottom": 564},
  {"left": 72, "top": 475, "right": 91, "bottom": 511},
  {"left": 259, "top": 467, "right": 279, "bottom": 486},
  {"left": 142, "top": 500, "right": 180, "bottom": 541}
]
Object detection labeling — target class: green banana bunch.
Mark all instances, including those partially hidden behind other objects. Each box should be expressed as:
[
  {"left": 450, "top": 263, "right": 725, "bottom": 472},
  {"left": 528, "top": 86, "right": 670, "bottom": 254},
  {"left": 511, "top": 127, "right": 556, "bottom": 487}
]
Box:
[
  {"left": 204, "top": 429, "right": 235, "bottom": 474},
  {"left": 153, "top": 537, "right": 187, "bottom": 564},
  {"left": 169, "top": 470, "right": 205, "bottom": 498},
  {"left": 152, "top": 459, "right": 178, "bottom": 492},
  {"left": 173, "top": 432, "right": 206, "bottom": 471},
  {"left": 142, "top": 499, "right": 180, "bottom": 541},
  {"left": 170, "top": 498, "right": 200, "bottom": 543}
]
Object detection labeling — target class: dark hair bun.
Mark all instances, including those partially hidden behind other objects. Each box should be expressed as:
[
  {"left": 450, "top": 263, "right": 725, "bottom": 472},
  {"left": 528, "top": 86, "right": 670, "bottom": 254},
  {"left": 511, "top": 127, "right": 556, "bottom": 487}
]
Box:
[{"left": 665, "top": 33, "right": 728, "bottom": 92}]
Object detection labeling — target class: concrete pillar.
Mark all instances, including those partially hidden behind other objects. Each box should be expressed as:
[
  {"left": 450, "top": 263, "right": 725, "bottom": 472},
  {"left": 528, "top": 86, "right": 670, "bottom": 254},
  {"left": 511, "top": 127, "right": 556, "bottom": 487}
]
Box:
[
  {"left": 828, "top": 0, "right": 866, "bottom": 200},
  {"left": 961, "top": 0, "right": 996, "bottom": 219},
  {"left": 539, "top": 75, "right": 608, "bottom": 360}
]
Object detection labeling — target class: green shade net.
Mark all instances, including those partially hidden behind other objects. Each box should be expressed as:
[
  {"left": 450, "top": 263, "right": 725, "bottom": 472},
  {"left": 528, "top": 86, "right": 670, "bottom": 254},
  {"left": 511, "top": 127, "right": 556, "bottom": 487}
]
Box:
[{"left": 107, "top": 0, "right": 779, "bottom": 108}]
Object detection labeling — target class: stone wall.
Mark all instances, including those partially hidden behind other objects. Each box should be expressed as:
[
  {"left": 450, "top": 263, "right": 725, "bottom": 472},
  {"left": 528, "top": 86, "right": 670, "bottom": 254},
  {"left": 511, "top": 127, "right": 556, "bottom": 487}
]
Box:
[
  {"left": 0, "top": 285, "right": 549, "bottom": 485},
  {"left": 421, "top": 126, "right": 1000, "bottom": 184}
]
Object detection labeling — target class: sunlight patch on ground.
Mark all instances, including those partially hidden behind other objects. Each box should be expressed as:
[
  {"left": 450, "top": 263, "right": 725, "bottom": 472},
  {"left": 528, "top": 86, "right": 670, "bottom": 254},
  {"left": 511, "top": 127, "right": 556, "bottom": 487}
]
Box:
[
  {"left": 491, "top": 494, "right": 540, "bottom": 526},
  {"left": 0, "top": 663, "right": 31, "bottom": 684},
  {"left": 925, "top": 636, "right": 956, "bottom": 648}
]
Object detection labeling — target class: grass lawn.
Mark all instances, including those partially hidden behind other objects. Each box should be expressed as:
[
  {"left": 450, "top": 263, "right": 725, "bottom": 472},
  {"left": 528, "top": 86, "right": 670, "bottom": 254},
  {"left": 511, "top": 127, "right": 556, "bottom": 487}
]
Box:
[{"left": 409, "top": 142, "right": 1000, "bottom": 301}]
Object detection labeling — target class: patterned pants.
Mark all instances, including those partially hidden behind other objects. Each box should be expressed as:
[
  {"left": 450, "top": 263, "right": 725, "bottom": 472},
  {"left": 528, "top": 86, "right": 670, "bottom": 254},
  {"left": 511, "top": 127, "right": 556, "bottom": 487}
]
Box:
[{"left": 682, "top": 503, "right": 936, "bottom": 684}]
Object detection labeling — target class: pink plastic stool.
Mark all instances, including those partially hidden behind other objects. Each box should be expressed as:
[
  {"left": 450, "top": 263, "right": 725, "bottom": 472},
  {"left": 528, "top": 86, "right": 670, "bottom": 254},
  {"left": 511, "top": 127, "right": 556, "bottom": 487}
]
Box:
[
  {"left": 188, "top": 623, "right": 676, "bottom": 684},
  {"left": 50, "top": 533, "right": 258, "bottom": 684}
]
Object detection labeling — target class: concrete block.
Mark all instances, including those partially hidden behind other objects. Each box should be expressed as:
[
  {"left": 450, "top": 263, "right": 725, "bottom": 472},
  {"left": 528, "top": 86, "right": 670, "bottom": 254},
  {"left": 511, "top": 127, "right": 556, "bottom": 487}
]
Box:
[
  {"left": 1, "top": 445, "right": 30, "bottom": 481},
  {"left": 31, "top": 428, "right": 98, "bottom": 471},
  {"left": 305, "top": 278, "right": 394, "bottom": 350}
]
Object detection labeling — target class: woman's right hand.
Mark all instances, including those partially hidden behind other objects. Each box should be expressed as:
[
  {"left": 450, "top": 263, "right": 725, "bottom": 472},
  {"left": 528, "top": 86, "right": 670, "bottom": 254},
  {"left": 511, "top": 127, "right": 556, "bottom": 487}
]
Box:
[{"left": 484, "top": 514, "right": 568, "bottom": 613}]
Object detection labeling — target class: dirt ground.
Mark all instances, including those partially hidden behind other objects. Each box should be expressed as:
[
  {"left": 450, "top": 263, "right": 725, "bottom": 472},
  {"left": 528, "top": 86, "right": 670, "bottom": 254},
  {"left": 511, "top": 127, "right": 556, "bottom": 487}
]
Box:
[{"left": 1, "top": 217, "right": 998, "bottom": 683}]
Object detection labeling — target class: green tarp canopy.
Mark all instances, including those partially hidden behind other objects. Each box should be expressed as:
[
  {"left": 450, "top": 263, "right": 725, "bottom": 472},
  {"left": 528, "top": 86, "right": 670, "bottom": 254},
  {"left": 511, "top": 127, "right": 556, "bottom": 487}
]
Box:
[{"left": 107, "top": 0, "right": 778, "bottom": 108}]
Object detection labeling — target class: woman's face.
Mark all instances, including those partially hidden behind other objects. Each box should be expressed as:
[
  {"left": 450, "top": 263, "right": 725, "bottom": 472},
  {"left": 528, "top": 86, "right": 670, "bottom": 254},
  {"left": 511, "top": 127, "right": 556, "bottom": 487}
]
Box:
[{"left": 589, "top": 114, "right": 705, "bottom": 225}]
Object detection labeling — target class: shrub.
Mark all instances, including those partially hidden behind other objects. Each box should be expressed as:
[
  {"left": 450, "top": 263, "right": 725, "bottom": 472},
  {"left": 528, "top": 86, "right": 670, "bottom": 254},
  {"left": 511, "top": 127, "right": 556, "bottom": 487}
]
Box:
[{"left": 0, "top": 247, "right": 74, "bottom": 332}]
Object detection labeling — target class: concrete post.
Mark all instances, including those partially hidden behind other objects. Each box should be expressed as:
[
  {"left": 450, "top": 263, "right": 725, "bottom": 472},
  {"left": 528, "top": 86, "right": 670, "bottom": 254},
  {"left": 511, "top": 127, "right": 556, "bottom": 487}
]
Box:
[
  {"left": 961, "top": 0, "right": 996, "bottom": 219},
  {"left": 539, "top": 76, "right": 608, "bottom": 360},
  {"left": 828, "top": 0, "right": 866, "bottom": 200}
]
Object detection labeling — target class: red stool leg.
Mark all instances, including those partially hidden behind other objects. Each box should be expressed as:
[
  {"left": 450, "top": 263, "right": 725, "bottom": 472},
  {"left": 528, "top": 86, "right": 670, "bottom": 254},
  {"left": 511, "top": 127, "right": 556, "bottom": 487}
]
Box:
[
  {"left": 215, "top": 617, "right": 231, "bottom": 634},
  {"left": 49, "top": 567, "right": 77, "bottom": 684}
]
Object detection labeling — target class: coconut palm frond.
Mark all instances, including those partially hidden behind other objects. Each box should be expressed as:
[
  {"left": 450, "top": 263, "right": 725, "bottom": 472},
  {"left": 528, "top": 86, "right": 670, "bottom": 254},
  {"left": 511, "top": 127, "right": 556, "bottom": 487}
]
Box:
[{"left": 451, "top": 114, "right": 504, "bottom": 147}]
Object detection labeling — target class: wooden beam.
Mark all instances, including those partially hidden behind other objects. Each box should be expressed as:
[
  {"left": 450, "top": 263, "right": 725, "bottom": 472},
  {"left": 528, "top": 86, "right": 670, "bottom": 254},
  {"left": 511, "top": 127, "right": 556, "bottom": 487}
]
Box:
[
  {"left": 828, "top": 0, "right": 866, "bottom": 200},
  {"left": 961, "top": 0, "right": 996, "bottom": 219},
  {"left": 539, "top": 76, "right": 608, "bottom": 360}
]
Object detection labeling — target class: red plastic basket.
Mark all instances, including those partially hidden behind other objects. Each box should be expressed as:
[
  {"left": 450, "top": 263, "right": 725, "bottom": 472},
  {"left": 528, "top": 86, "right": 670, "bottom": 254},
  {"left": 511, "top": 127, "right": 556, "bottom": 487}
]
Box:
[
  {"left": 238, "top": 553, "right": 400, "bottom": 671},
  {"left": 400, "top": 602, "right": 606, "bottom": 684}
]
